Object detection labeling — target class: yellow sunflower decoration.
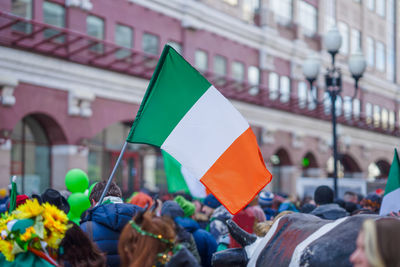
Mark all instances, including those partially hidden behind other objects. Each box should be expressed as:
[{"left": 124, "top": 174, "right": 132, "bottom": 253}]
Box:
[{"left": 0, "top": 199, "right": 71, "bottom": 262}]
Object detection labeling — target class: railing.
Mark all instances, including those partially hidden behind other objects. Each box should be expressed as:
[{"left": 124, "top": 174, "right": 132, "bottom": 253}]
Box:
[{"left": 0, "top": 11, "right": 398, "bottom": 137}]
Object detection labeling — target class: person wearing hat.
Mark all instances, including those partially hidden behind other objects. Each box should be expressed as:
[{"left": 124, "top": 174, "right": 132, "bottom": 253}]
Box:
[
  {"left": 80, "top": 181, "right": 143, "bottom": 266},
  {"left": 160, "top": 200, "right": 201, "bottom": 264},
  {"left": 173, "top": 196, "right": 217, "bottom": 267},
  {"left": 201, "top": 194, "right": 233, "bottom": 252},
  {"left": 361, "top": 193, "right": 382, "bottom": 213},
  {"left": 40, "top": 188, "right": 70, "bottom": 214},
  {"left": 310, "top": 185, "right": 347, "bottom": 220},
  {"left": 258, "top": 191, "right": 277, "bottom": 220}
]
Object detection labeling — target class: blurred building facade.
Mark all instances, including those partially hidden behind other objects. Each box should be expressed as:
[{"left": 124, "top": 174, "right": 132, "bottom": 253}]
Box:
[{"left": 0, "top": 0, "right": 399, "bottom": 197}]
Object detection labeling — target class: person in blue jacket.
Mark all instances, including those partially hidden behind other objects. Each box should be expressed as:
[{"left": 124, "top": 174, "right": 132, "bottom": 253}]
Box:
[
  {"left": 174, "top": 196, "right": 217, "bottom": 267},
  {"left": 80, "top": 181, "right": 142, "bottom": 266}
]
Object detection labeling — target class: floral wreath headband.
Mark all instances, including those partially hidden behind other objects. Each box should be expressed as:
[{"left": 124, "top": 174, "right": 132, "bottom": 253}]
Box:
[
  {"left": 128, "top": 220, "right": 174, "bottom": 245},
  {"left": 128, "top": 220, "right": 181, "bottom": 266}
]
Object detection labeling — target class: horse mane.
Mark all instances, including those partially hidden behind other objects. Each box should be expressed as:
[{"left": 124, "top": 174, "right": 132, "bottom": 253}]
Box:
[{"left": 118, "top": 209, "right": 176, "bottom": 267}]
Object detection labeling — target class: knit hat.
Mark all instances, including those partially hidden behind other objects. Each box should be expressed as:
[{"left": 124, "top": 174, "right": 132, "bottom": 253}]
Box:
[
  {"left": 314, "top": 185, "right": 334, "bottom": 205},
  {"left": 203, "top": 194, "right": 221, "bottom": 209},
  {"left": 174, "top": 195, "right": 195, "bottom": 217},
  {"left": 361, "top": 193, "right": 382, "bottom": 212},
  {"left": 129, "top": 192, "right": 153, "bottom": 208},
  {"left": 258, "top": 191, "right": 274, "bottom": 207},
  {"left": 161, "top": 200, "right": 184, "bottom": 219}
]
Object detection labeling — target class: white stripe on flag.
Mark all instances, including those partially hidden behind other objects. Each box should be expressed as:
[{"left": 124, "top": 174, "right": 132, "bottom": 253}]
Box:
[
  {"left": 161, "top": 86, "right": 249, "bottom": 180},
  {"left": 380, "top": 188, "right": 400, "bottom": 215},
  {"left": 288, "top": 217, "right": 348, "bottom": 267},
  {"left": 246, "top": 217, "right": 284, "bottom": 267},
  {"left": 181, "top": 165, "right": 206, "bottom": 198}
]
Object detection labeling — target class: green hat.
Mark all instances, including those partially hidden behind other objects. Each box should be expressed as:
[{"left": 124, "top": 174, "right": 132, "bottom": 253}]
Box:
[{"left": 174, "top": 196, "right": 195, "bottom": 217}]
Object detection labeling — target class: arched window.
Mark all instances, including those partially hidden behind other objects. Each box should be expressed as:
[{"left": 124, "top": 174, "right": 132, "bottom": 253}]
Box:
[{"left": 11, "top": 116, "right": 50, "bottom": 195}]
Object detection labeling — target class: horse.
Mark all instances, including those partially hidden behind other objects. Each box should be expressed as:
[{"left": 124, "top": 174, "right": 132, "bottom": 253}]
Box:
[{"left": 212, "top": 212, "right": 381, "bottom": 267}]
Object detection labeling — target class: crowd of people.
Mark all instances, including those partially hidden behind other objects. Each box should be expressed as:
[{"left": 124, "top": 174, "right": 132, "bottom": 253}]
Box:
[{"left": 0, "top": 181, "right": 399, "bottom": 267}]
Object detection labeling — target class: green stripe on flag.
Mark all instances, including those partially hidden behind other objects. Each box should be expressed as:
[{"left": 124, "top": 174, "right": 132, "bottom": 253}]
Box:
[
  {"left": 127, "top": 45, "right": 211, "bottom": 146},
  {"left": 162, "top": 150, "right": 190, "bottom": 194},
  {"left": 384, "top": 148, "right": 400, "bottom": 196}
]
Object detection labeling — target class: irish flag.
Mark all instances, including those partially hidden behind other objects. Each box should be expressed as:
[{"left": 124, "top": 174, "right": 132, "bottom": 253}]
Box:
[
  {"left": 162, "top": 150, "right": 207, "bottom": 199},
  {"left": 127, "top": 45, "right": 272, "bottom": 214},
  {"left": 379, "top": 148, "right": 400, "bottom": 216}
]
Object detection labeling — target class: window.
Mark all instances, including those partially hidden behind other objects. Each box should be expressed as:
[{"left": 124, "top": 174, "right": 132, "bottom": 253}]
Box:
[
  {"left": 298, "top": 82, "right": 307, "bottom": 108},
  {"left": 344, "top": 96, "right": 352, "bottom": 120},
  {"left": 298, "top": 1, "right": 317, "bottom": 35},
  {"left": 43, "top": 1, "right": 65, "bottom": 42},
  {"left": 365, "top": 103, "right": 372, "bottom": 124},
  {"left": 167, "top": 41, "right": 182, "bottom": 54},
  {"left": 269, "top": 72, "right": 279, "bottom": 100},
  {"left": 87, "top": 15, "right": 104, "bottom": 53},
  {"left": 280, "top": 76, "right": 290, "bottom": 102},
  {"left": 338, "top": 22, "right": 349, "bottom": 54},
  {"left": 367, "top": 37, "right": 375, "bottom": 67},
  {"left": 351, "top": 29, "right": 361, "bottom": 53},
  {"left": 381, "top": 108, "right": 388, "bottom": 129},
  {"left": 389, "top": 111, "right": 395, "bottom": 130},
  {"left": 213, "top": 55, "right": 227, "bottom": 77},
  {"left": 353, "top": 98, "right": 360, "bottom": 119},
  {"left": 195, "top": 50, "right": 208, "bottom": 72},
  {"left": 373, "top": 105, "right": 381, "bottom": 127},
  {"left": 376, "top": 0, "right": 385, "bottom": 16},
  {"left": 376, "top": 41, "right": 385, "bottom": 71},
  {"left": 335, "top": 96, "right": 342, "bottom": 116},
  {"left": 308, "top": 86, "right": 317, "bottom": 110},
  {"left": 367, "top": 0, "right": 375, "bottom": 10},
  {"left": 242, "top": 0, "right": 260, "bottom": 23},
  {"left": 115, "top": 24, "right": 133, "bottom": 59},
  {"left": 11, "top": 116, "right": 50, "bottom": 196},
  {"left": 232, "top": 61, "right": 245, "bottom": 83},
  {"left": 248, "top": 66, "right": 260, "bottom": 95},
  {"left": 324, "top": 0, "right": 336, "bottom": 32},
  {"left": 12, "top": 0, "right": 32, "bottom": 33},
  {"left": 271, "top": 0, "right": 292, "bottom": 24},
  {"left": 223, "top": 0, "right": 238, "bottom": 5},
  {"left": 142, "top": 33, "right": 159, "bottom": 55},
  {"left": 324, "top": 92, "right": 331, "bottom": 115}
]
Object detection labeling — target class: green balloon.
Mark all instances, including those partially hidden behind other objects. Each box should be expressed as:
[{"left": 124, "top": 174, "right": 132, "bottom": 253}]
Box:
[
  {"left": 67, "top": 192, "right": 90, "bottom": 217},
  {"left": 67, "top": 210, "right": 81, "bottom": 225},
  {"left": 65, "top": 169, "right": 89, "bottom": 193}
]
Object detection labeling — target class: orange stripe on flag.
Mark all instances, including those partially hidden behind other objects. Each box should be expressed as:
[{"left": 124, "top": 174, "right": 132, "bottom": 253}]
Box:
[{"left": 200, "top": 127, "right": 272, "bottom": 214}]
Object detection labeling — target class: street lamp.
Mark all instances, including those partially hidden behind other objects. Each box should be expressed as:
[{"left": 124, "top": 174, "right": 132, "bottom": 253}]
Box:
[{"left": 302, "top": 26, "right": 367, "bottom": 198}]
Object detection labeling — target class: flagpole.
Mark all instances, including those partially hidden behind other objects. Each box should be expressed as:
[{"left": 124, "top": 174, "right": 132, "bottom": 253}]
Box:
[{"left": 96, "top": 141, "right": 128, "bottom": 206}]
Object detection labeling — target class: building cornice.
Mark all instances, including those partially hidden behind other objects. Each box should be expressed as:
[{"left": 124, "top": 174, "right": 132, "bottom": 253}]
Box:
[{"left": 0, "top": 46, "right": 147, "bottom": 104}]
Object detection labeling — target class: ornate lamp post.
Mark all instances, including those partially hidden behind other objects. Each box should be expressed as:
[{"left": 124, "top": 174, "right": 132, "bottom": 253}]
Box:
[{"left": 302, "top": 26, "right": 367, "bottom": 198}]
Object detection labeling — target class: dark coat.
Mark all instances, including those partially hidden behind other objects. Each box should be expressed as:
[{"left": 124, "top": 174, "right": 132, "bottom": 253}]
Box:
[
  {"left": 80, "top": 203, "right": 142, "bottom": 267},
  {"left": 175, "top": 217, "right": 217, "bottom": 267},
  {"left": 310, "top": 203, "right": 348, "bottom": 220},
  {"left": 166, "top": 246, "right": 201, "bottom": 267}
]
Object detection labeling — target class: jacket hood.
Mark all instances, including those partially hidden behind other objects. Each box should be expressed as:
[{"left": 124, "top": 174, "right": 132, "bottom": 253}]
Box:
[
  {"left": 82, "top": 203, "right": 142, "bottom": 231},
  {"left": 175, "top": 217, "right": 200, "bottom": 233},
  {"left": 310, "top": 203, "right": 348, "bottom": 220}
]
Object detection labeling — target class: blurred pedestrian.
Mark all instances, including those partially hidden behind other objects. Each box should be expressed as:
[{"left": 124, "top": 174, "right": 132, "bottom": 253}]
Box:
[
  {"left": 58, "top": 222, "right": 106, "bottom": 267},
  {"left": 80, "top": 181, "right": 143, "bottom": 266},
  {"left": 350, "top": 218, "right": 400, "bottom": 267},
  {"left": 310, "top": 186, "right": 347, "bottom": 220},
  {"left": 361, "top": 193, "right": 382, "bottom": 213},
  {"left": 118, "top": 210, "right": 200, "bottom": 267},
  {"left": 258, "top": 191, "right": 276, "bottom": 220}
]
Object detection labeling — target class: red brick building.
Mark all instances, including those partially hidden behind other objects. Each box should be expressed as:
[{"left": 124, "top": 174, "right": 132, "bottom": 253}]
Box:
[{"left": 0, "top": 0, "right": 398, "bottom": 198}]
